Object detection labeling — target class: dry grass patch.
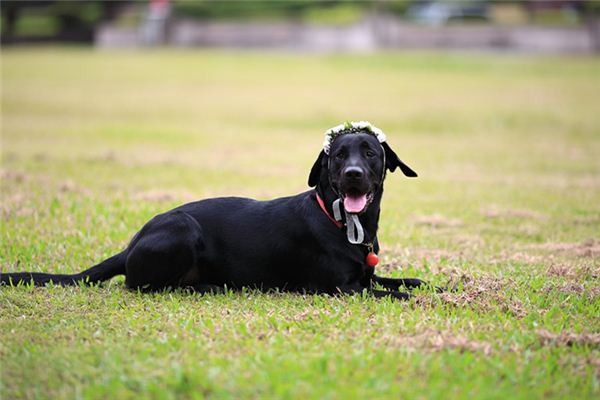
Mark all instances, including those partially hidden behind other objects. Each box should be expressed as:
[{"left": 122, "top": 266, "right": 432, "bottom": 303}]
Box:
[
  {"left": 133, "top": 189, "right": 196, "bottom": 203},
  {"left": 537, "top": 329, "right": 600, "bottom": 348},
  {"left": 412, "top": 214, "right": 463, "bottom": 228},
  {"left": 1, "top": 193, "right": 32, "bottom": 219},
  {"left": 381, "top": 328, "right": 493, "bottom": 355},
  {"left": 58, "top": 179, "right": 92, "bottom": 196},
  {"left": 544, "top": 261, "right": 600, "bottom": 280},
  {"left": 573, "top": 215, "right": 600, "bottom": 225},
  {"left": 1, "top": 169, "right": 30, "bottom": 183},
  {"left": 381, "top": 246, "right": 466, "bottom": 273},
  {"left": 490, "top": 251, "right": 547, "bottom": 265},
  {"left": 525, "top": 239, "right": 600, "bottom": 258},
  {"left": 481, "top": 205, "right": 546, "bottom": 220},
  {"left": 414, "top": 272, "right": 528, "bottom": 319},
  {"left": 542, "top": 282, "right": 600, "bottom": 301}
]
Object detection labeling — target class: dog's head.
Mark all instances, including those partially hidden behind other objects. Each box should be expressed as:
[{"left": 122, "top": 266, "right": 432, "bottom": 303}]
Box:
[{"left": 308, "top": 122, "right": 417, "bottom": 214}]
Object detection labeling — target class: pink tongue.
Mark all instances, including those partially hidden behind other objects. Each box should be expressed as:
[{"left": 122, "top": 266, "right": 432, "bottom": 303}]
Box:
[{"left": 344, "top": 194, "right": 367, "bottom": 213}]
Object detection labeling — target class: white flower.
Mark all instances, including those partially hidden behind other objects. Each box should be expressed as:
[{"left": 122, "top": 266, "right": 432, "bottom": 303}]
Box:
[{"left": 323, "top": 121, "right": 387, "bottom": 154}]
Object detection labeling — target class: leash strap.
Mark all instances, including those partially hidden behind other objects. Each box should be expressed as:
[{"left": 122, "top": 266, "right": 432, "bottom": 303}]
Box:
[
  {"left": 346, "top": 213, "right": 364, "bottom": 244},
  {"left": 331, "top": 198, "right": 364, "bottom": 244},
  {"left": 332, "top": 199, "right": 343, "bottom": 221}
]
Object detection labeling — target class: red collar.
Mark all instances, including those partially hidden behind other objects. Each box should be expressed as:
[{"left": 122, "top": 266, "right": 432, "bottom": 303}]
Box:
[{"left": 315, "top": 192, "right": 343, "bottom": 229}]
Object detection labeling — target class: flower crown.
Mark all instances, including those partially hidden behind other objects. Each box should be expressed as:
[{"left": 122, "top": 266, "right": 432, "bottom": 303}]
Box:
[{"left": 322, "top": 121, "right": 387, "bottom": 155}]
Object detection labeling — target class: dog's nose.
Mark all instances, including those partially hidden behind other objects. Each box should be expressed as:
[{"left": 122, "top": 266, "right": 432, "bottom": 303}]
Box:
[{"left": 344, "top": 167, "right": 364, "bottom": 180}]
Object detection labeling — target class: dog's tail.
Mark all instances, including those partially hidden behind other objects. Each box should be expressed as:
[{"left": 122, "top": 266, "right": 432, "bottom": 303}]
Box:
[{"left": 0, "top": 251, "right": 127, "bottom": 287}]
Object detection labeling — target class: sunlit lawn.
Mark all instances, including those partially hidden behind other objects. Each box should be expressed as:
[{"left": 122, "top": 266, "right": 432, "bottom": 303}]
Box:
[{"left": 1, "top": 48, "right": 599, "bottom": 399}]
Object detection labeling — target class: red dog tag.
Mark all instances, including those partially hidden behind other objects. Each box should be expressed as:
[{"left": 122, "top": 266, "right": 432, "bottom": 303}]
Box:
[{"left": 366, "top": 252, "right": 378, "bottom": 267}]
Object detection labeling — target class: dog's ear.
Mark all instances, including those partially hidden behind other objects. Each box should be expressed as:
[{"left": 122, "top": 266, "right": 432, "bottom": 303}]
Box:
[
  {"left": 308, "top": 150, "right": 326, "bottom": 187},
  {"left": 382, "top": 142, "right": 418, "bottom": 177}
]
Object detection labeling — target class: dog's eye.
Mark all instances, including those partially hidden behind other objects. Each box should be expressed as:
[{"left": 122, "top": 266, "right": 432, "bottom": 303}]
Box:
[
  {"left": 335, "top": 152, "right": 346, "bottom": 160},
  {"left": 366, "top": 150, "right": 376, "bottom": 158}
]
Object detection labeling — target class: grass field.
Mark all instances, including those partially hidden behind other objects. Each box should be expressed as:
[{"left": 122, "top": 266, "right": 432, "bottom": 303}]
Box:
[{"left": 1, "top": 48, "right": 599, "bottom": 399}]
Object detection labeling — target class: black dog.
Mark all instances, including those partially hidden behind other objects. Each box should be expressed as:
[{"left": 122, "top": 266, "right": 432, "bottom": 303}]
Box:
[{"left": 1, "top": 123, "right": 431, "bottom": 300}]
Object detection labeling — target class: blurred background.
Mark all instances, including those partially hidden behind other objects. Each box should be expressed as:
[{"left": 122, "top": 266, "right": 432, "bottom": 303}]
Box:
[{"left": 2, "top": 0, "right": 600, "bottom": 53}]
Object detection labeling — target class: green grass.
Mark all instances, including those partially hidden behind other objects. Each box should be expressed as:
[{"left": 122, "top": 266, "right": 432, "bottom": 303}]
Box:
[{"left": 1, "top": 48, "right": 599, "bottom": 399}]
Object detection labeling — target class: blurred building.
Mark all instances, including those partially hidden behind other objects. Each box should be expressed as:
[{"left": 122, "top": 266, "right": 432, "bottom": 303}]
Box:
[{"left": 2, "top": 0, "right": 599, "bottom": 53}]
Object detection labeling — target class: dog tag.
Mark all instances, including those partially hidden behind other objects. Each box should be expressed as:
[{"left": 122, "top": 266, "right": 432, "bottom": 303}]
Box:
[{"left": 366, "top": 252, "right": 378, "bottom": 267}]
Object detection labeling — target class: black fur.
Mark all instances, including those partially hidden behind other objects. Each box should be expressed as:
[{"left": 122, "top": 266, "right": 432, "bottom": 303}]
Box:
[{"left": 1, "top": 132, "right": 432, "bottom": 299}]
